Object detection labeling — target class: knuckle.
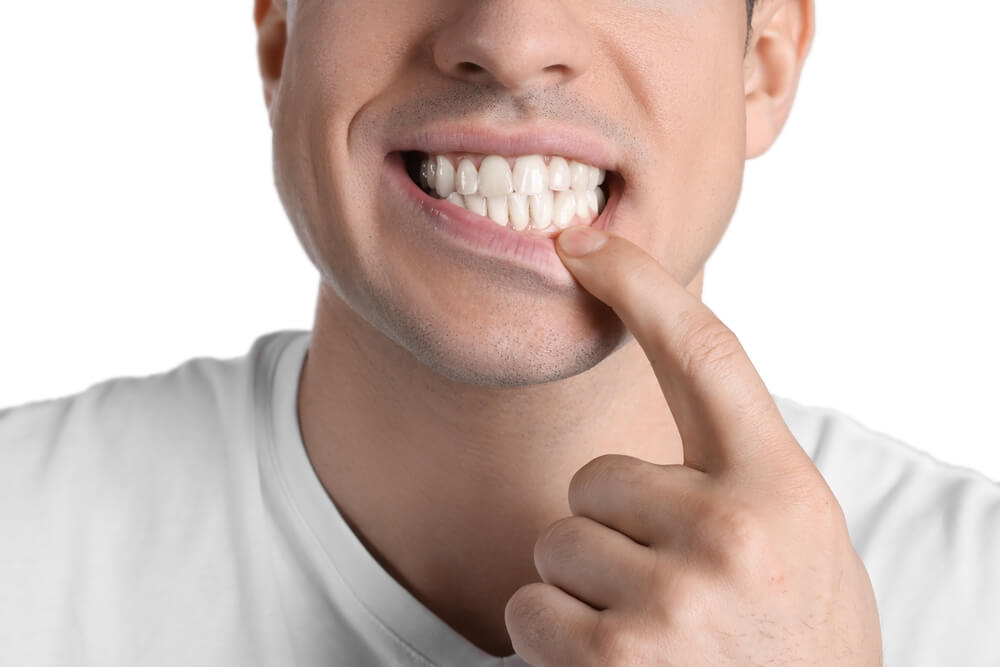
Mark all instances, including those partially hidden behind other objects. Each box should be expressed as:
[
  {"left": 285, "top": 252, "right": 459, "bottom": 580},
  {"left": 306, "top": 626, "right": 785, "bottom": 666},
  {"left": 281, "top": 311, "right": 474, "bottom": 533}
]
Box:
[
  {"left": 642, "top": 559, "right": 716, "bottom": 650},
  {"left": 585, "top": 453, "right": 640, "bottom": 480},
  {"left": 570, "top": 455, "right": 642, "bottom": 508},
  {"left": 675, "top": 313, "right": 744, "bottom": 377},
  {"left": 534, "top": 516, "right": 585, "bottom": 567},
  {"left": 646, "top": 559, "right": 693, "bottom": 622},
  {"left": 505, "top": 584, "right": 559, "bottom": 646},
  {"left": 589, "top": 616, "right": 637, "bottom": 667},
  {"left": 505, "top": 583, "right": 541, "bottom": 616},
  {"left": 695, "top": 498, "right": 769, "bottom": 572},
  {"left": 647, "top": 552, "right": 684, "bottom": 598}
]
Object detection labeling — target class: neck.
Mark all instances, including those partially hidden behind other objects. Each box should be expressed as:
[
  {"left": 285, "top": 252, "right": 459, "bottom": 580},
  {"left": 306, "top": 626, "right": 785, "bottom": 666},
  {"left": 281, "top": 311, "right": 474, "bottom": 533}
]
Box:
[{"left": 296, "top": 275, "right": 699, "bottom": 656}]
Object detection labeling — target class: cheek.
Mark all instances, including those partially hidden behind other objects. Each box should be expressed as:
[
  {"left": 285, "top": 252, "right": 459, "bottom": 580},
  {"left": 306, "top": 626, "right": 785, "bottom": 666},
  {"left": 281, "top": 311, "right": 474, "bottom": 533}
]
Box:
[
  {"left": 612, "top": 13, "right": 747, "bottom": 281},
  {"left": 269, "top": 5, "right": 403, "bottom": 287},
  {"left": 666, "top": 50, "right": 746, "bottom": 223}
]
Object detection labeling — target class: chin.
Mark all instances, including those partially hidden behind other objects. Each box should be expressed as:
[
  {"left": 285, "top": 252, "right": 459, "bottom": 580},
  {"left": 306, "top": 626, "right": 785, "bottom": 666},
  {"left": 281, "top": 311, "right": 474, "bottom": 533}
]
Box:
[
  {"left": 410, "top": 337, "right": 626, "bottom": 388},
  {"left": 386, "top": 306, "right": 630, "bottom": 388}
]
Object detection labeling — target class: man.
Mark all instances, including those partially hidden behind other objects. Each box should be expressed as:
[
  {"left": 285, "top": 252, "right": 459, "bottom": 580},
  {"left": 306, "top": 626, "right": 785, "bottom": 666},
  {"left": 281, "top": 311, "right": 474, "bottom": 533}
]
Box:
[{"left": 2, "top": 0, "right": 997, "bottom": 665}]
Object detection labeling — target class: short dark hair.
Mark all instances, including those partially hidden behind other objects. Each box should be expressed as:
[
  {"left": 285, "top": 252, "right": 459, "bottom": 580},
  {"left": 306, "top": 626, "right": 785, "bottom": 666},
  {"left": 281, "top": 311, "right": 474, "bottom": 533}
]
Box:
[{"left": 745, "top": 0, "right": 758, "bottom": 51}]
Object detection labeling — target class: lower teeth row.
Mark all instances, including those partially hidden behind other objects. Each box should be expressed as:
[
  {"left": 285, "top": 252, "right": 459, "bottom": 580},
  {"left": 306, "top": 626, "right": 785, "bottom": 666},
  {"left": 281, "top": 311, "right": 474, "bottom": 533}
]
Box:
[{"left": 434, "top": 187, "right": 607, "bottom": 231}]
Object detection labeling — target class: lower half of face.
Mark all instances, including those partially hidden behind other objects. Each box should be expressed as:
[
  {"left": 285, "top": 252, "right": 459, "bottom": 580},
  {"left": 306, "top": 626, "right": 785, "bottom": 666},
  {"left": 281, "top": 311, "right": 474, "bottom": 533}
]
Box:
[{"left": 271, "top": 1, "right": 748, "bottom": 387}]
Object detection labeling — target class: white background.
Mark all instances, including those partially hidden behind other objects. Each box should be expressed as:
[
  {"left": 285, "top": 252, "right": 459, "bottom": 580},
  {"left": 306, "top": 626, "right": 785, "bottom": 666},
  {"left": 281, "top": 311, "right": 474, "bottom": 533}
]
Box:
[{"left": 2, "top": 3, "right": 998, "bottom": 480}]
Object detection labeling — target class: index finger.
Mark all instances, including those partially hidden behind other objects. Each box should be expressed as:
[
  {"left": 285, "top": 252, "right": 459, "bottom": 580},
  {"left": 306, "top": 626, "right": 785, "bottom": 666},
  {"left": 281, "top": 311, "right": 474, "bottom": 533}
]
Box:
[{"left": 555, "top": 226, "right": 799, "bottom": 475}]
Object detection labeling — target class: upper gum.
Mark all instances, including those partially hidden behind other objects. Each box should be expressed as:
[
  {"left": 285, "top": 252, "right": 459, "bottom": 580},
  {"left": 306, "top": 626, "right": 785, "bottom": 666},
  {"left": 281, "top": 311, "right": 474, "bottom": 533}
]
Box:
[{"left": 428, "top": 153, "right": 598, "bottom": 171}]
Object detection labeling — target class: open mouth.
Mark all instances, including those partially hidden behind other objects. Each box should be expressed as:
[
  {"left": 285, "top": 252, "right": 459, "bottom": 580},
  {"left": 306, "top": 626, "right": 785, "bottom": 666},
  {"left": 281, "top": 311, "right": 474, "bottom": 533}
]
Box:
[{"left": 401, "top": 150, "right": 617, "bottom": 235}]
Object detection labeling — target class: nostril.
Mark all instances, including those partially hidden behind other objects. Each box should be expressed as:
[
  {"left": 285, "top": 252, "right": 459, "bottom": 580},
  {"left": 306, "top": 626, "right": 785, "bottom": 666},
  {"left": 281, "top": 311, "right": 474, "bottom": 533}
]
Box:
[{"left": 456, "top": 62, "right": 485, "bottom": 75}]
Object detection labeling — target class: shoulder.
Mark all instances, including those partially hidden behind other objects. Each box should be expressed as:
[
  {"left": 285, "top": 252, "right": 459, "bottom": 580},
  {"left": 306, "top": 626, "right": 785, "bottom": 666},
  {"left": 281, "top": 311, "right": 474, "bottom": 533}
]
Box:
[
  {"left": 1, "top": 347, "right": 245, "bottom": 469},
  {"left": 0, "top": 330, "right": 308, "bottom": 663},
  {"left": 0, "top": 330, "right": 306, "bottom": 502},
  {"left": 773, "top": 395, "right": 1000, "bottom": 665},
  {"left": 772, "top": 394, "right": 999, "bottom": 515}
]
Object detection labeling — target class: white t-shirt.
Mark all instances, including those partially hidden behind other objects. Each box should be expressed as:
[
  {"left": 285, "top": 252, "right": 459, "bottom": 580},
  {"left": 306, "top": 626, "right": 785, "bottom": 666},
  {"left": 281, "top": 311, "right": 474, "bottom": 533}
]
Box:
[{"left": 1, "top": 330, "right": 998, "bottom": 666}]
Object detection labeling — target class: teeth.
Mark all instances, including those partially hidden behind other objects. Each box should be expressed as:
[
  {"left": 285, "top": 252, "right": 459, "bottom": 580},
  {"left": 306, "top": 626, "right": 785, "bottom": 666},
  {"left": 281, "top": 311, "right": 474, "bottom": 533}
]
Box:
[
  {"left": 435, "top": 156, "right": 455, "bottom": 197},
  {"left": 569, "top": 161, "right": 590, "bottom": 192},
  {"left": 464, "top": 193, "right": 487, "bottom": 217},
  {"left": 420, "top": 159, "right": 437, "bottom": 191},
  {"left": 576, "top": 190, "right": 590, "bottom": 219},
  {"left": 478, "top": 155, "right": 514, "bottom": 198},
  {"left": 548, "top": 157, "right": 571, "bottom": 191},
  {"left": 512, "top": 155, "right": 549, "bottom": 195},
  {"left": 486, "top": 196, "right": 509, "bottom": 226},
  {"left": 416, "top": 152, "right": 612, "bottom": 232},
  {"left": 456, "top": 158, "right": 479, "bottom": 196},
  {"left": 553, "top": 190, "right": 577, "bottom": 229},
  {"left": 529, "top": 190, "right": 553, "bottom": 229},
  {"left": 508, "top": 192, "right": 530, "bottom": 231}
]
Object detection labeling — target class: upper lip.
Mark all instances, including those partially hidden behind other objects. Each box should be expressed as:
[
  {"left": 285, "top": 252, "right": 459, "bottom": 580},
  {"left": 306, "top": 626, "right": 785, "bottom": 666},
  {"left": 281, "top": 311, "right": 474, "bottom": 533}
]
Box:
[{"left": 387, "top": 122, "right": 622, "bottom": 175}]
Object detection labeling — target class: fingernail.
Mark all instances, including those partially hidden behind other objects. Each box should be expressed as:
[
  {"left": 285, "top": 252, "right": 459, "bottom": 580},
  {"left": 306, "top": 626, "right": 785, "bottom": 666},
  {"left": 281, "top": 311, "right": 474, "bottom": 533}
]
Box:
[{"left": 557, "top": 226, "right": 608, "bottom": 257}]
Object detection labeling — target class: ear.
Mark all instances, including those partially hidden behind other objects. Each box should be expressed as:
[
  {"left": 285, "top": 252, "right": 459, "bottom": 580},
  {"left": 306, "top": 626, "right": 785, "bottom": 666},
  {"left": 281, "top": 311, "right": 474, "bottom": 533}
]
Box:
[
  {"left": 744, "top": 0, "right": 815, "bottom": 159},
  {"left": 254, "top": 0, "right": 288, "bottom": 121}
]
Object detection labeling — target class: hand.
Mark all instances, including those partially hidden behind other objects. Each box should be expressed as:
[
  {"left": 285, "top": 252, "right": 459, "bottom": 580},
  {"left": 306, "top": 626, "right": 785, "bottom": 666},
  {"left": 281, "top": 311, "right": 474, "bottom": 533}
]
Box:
[{"left": 504, "top": 227, "right": 882, "bottom": 666}]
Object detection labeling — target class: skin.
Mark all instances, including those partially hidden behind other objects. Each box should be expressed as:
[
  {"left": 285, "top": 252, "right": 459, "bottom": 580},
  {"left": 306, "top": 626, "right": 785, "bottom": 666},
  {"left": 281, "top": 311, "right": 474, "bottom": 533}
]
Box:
[{"left": 254, "top": 0, "right": 882, "bottom": 662}]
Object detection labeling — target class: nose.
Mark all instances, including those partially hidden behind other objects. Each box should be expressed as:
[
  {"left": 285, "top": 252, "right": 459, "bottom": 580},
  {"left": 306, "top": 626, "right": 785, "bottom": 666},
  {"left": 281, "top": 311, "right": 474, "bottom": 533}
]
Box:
[{"left": 432, "top": 0, "right": 594, "bottom": 93}]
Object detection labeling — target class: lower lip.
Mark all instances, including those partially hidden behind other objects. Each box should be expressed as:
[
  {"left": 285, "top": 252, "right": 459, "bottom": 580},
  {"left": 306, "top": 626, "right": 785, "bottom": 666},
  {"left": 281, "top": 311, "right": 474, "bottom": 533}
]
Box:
[{"left": 381, "top": 152, "right": 621, "bottom": 288}]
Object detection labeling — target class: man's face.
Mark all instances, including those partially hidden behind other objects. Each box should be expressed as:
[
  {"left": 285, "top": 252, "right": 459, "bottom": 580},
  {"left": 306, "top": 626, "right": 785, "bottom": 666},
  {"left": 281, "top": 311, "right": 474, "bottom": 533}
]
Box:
[{"left": 266, "top": 0, "right": 752, "bottom": 386}]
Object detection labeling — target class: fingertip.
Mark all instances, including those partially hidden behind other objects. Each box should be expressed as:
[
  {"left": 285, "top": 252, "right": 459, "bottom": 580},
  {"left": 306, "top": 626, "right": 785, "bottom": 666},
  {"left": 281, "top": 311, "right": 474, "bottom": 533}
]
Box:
[{"left": 556, "top": 226, "right": 608, "bottom": 258}]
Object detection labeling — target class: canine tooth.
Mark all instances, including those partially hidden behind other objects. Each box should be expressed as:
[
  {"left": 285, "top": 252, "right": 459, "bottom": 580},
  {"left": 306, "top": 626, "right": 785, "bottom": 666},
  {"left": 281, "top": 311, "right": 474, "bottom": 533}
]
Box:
[
  {"left": 595, "top": 187, "right": 606, "bottom": 213},
  {"left": 529, "top": 190, "right": 553, "bottom": 229},
  {"left": 456, "top": 159, "right": 478, "bottom": 195},
  {"left": 420, "top": 158, "right": 437, "bottom": 190},
  {"left": 486, "top": 196, "right": 509, "bottom": 226},
  {"left": 478, "top": 156, "right": 514, "bottom": 198},
  {"left": 464, "top": 193, "right": 487, "bottom": 216},
  {"left": 548, "top": 157, "right": 570, "bottom": 191},
  {"left": 569, "top": 161, "right": 590, "bottom": 192},
  {"left": 446, "top": 191, "right": 465, "bottom": 208},
  {"left": 587, "top": 166, "right": 600, "bottom": 190},
  {"left": 597, "top": 168, "right": 606, "bottom": 185},
  {"left": 435, "top": 156, "right": 455, "bottom": 197},
  {"left": 585, "top": 189, "right": 599, "bottom": 216},
  {"left": 512, "top": 155, "right": 548, "bottom": 196},
  {"left": 553, "top": 190, "right": 576, "bottom": 229},
  {"left": 508, "top": 193, "right": 530, "bottom": 231}
]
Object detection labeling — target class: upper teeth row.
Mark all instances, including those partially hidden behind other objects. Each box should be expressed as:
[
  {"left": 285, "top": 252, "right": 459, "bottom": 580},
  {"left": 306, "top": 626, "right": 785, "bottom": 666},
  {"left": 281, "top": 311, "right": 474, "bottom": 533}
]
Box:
[{"left": 419, "top": 154, "right": 606, "bottom": 200}]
